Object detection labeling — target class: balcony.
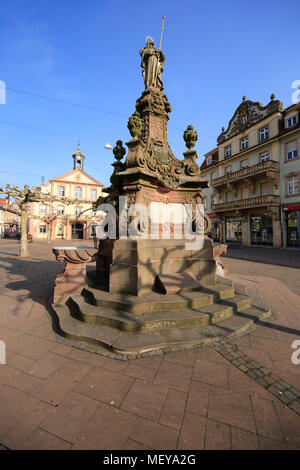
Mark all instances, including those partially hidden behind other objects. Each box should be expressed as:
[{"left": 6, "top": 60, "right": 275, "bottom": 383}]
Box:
[
  {"left": 212, "top": 160, "right": 279, "bottom": 187},
  {"left": 213, "top": 195, "right": 280, "bottom": 212}
]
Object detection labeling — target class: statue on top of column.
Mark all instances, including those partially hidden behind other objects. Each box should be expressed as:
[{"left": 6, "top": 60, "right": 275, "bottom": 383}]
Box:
[{"left": 140, "top": 38, "right": 165, "bottom": 90}]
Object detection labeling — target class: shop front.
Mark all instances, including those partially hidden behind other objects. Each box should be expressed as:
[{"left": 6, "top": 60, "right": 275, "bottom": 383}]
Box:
[
  {"left": 250, "top": 213, "right": 273, "bottom": 246},
  {"left": 225, "top": 216, "right": 242, "bottom": 245},
  {"left": 207, "top": 215, "right": 220, "bottom": 242},
  {"left": 283, "top": 205, "right": 300, "bottom": 248}
]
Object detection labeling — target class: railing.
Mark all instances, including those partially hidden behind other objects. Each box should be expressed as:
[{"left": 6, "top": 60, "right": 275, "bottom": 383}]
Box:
[
  {"left": 213, "top": 195, "right": 280, "bottom": 212},
  {"left": 212, "top": 160, "right": 279, "bottom": 187}
]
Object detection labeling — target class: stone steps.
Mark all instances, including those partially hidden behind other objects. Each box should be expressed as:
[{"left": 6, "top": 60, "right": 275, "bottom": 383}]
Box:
[
  {"left": 66, "top": 292, "right": 250, "bottom": 332},
  {"left": 81, "top": 282, "right": 235, "bottom": 315},
  {"left": 52, "top": 302, "right": 271, "bottom": 355}
]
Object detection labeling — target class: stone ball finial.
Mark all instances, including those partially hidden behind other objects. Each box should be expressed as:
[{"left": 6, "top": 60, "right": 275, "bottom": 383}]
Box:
[
  {"left": 113, "top": 140, "right": 126, "bottom": 162},
  {"left": 183, "top": 124, "right": 198, "bottom": 150},
  {"left": 270, "top": 93, "right": 275, "bottom": 101},
  {"left": 242, "top": 95, "right": 246, "bottom": 101}
]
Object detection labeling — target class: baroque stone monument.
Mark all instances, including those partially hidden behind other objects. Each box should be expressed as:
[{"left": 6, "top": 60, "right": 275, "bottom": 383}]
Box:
[{"left": 52, "top": 38, "right": 271, "bottom": 357}]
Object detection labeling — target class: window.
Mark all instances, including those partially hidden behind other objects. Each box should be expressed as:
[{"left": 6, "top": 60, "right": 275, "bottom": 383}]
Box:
[
  {"left": 241, "top": 115, "right": 248, "bottom": 124},
  {"left": 225, "top": 145, "right": 231, "bottom": 157},
  {"left": 91, "top": 189, "right": 97, "bottom": 199},
  {"left": 260, "top": 127, "right": 269, "bottom": 140},
  {"left": 57, "top": 224, "right": 64, "bottom": 237},
  {"left": 211, "top": 195, "right": 215, "bottom": 207},
  {"left": 286, "top": 141, "right": 298, "bottom": 161},
  {"left": 260, "top": 182, "right": 270, "bottom": 196},
  {"left": 75, "top": 186, "right": 82, "bottom": 198},
  {"left": 39, "top": 225, "right": 46, "bottom": 233},
  {"left": 207, "top": 156, "right": 212, "bottom": 165},
  {"left": 75, "top": 206, "right": 81, "bottom": 216},
  {"left": 58, "top": 186, "right": 65, "bottom": 197},
  {"left": 91, "top": 209, "right": 96, "bottom": 217},
  {"left": 225, "top": 166, "right": 232, "bottom": 175},
  {"left": 288, "top": 176, "right": 299, "bottom": 195},
  {"left": 240, "top": 137, "right": 248, "bottom": 150},
  {"left": 260, "top": 152, "right": 269, "bottom": 162},
  {"left": 211, "top": 171, "right": 217, "bottom": 182},
  {"left": 40, "top": 204, "right": 47, "bottom": 214},
  {"left": 240, "top": 159, "right": 248, "bottom": 169},
  {"left": 58, "top": 205, "right": 64, "bottom": 215},
  {"left": 285, "top": 114, "right": 297, "bottom": 128}
]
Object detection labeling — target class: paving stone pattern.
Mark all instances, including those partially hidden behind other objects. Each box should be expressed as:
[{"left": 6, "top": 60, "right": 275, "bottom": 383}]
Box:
[{"left": 0, "top": 240, "right": 300, "bottom": 450}]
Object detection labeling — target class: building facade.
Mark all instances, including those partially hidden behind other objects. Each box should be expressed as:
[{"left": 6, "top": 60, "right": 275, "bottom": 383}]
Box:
[
  {"left": 29, "top": 144, "right": 106, "bottom": 241},
  {"left": 280, "top": 103, "right": 300, "bottom": 248},
  {"left": 0, "top": 198, "right": 21, "bottom": 238},
  {"left": 201, "top": 95, "right": 300, "bottom": 248}
]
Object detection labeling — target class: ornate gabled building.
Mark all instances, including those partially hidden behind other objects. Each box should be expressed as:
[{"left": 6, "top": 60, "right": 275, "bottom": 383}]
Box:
[
  {"left": 279, "top": 102, "right": 300, "bottom": 248},
  {"left": 29, "top": 143, "right": 106, "bottom": 241},
  {"left": 202, "top": 95, "right": 285, "bottom": 247}
]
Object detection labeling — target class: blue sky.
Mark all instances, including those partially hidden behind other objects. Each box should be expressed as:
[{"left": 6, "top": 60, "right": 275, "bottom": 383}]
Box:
[{"left": 0, "top": 0, "right": 299, "bottom": 189}]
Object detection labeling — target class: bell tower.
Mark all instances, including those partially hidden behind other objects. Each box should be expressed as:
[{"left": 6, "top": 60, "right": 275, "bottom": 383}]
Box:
[{"left": 72, "top": 141, "right": 85, "bottom": 170}]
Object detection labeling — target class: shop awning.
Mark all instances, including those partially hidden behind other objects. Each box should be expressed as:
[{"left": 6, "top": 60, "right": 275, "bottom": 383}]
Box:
[{"left": 283, "top": 205, "right": 300, "bottom": 211}]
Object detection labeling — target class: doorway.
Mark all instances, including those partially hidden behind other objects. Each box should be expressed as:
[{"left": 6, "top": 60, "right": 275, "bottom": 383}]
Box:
[{"left": 72, "top": 223, "right": 84, "bottom": 239}]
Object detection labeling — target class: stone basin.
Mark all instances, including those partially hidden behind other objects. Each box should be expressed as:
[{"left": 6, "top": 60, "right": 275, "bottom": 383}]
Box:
[
  {"left": 52, "top": 247, "right": 98, "bottom": 302},
  {"left": 53, "top": 247, "right": 97, "bottom": 264}
]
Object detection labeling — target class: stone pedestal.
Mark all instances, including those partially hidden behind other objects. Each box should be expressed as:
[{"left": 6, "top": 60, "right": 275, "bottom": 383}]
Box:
[
  {"left": 101, "top": 237, "right": 216, "bottom": 296},
  {"left": 52, "top": 247, "right": 97, "bottom": 302}
]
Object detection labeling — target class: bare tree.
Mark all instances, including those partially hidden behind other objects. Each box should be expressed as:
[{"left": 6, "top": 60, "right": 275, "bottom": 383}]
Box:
[{"left": 0, "top": 185, "right": 75, "bottom": 257}]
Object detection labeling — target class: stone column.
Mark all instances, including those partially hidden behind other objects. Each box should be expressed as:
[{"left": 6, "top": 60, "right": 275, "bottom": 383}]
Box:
[
  {"left": 272, "top": 208, "right": 281, "bottom": 247},
  {"left": 242, "top": 214, "right": 249, "bottom": 246}
]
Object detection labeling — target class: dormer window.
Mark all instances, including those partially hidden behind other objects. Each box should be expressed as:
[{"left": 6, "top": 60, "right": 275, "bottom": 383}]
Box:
[
  {"left": 240, "top": 137, "right": 248, "bottom": 150},
  {"left": 207, "top": 156, "right": 212, "bottom": 165},
  {"left": 241, "top": 115, "right": 248, "bottom": 125},
  {"left": 225, "top": 145, "right": 231, "bottom": 157},
  {"left": 285, "top": 114, "right": 297, "bottom": 128}
]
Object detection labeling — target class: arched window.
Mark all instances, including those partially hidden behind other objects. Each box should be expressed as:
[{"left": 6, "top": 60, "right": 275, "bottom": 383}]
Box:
[
  {"left": 75, "top": 186, "right": 82, "bottom": 198},
  {"left": 75, "top": 206, "right": 81, "bottom": 216}
]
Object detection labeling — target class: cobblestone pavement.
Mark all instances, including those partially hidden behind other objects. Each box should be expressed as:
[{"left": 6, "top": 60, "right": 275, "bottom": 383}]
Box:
[
  {"left": 0, "top": 240, "right": 300, "bottom": 450},
  {"left": 224, "top": 246, "right": 300, "bottom": 296}
]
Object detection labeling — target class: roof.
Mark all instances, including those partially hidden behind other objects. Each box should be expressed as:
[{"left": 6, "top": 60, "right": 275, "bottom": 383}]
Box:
[
  {"left": 200, "top": 149, "right": 219, "bottom": 171},
  {"left": 48, "top": 168, "right": 104, "bottom": 187}
]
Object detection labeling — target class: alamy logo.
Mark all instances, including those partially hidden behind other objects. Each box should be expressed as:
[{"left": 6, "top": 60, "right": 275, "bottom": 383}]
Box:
[
  {"left": 0, "top": 80, "right": 6, "bottom": 104},
  {"left": 291, "top": 80, "right": 300, "bottom": 104},
  {"left": 291, "top": 340, "right": 300, "bottom": 365},
  {"left": 0, "top": 340, "right": 6, "bottom": 364}
]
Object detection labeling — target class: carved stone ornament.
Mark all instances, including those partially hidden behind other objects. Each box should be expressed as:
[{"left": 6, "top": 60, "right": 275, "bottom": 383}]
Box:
[
  {"left": 217, "top": 97, "right": 283, "bottom": 144},
  {"left": 113, "top": 140, "right": 126, "bottom": 162},
  {"left": 183, "top": 125, "right": 198, "bottom": 150},
  {"left": 128, "top": 111, "right": 144, "bottom": 139}
]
